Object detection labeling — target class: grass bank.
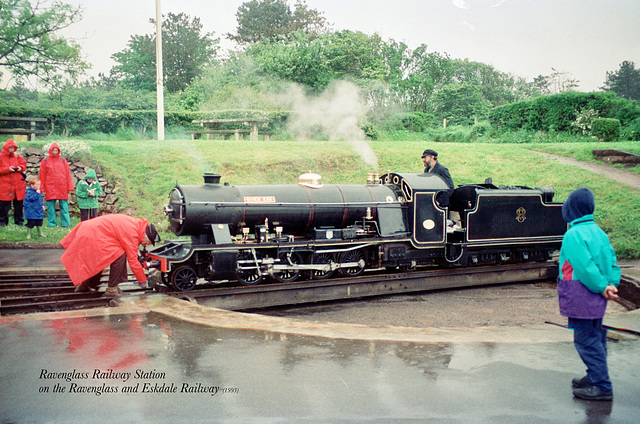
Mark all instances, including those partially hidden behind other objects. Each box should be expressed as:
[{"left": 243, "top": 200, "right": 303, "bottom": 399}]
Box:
[{"left": 2, "top": 139, "right": 639, "bottom": 259}]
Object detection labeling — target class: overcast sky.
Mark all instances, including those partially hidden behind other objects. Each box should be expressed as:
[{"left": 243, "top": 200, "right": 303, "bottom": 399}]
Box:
[{"left": 61, "top": 0, "right": 640, "bottom": 92}]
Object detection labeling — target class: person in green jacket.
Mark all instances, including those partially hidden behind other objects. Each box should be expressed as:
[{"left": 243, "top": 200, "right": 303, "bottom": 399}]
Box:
[
  {"left": 558, "top": 187, "right": 620, "bottom": 401},
  {"left": 76, "top": 168, "right": 102, "bottom": 221}
]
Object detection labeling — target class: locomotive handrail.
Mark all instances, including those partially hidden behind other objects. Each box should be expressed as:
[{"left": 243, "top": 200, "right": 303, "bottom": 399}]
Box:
[{"left": 187, "top": 201, "right": 404, "bottom": 207}]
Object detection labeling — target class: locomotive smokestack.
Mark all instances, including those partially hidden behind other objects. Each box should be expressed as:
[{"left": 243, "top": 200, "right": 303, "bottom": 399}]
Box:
[{"left": 203, "top": 173, "right": 222, "bottom": 185}]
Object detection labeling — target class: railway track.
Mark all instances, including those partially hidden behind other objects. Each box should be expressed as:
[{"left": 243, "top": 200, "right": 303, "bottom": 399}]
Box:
[
  {"left": 0, "top": 271, "right": 141, "bottom": 316},
  {"left": 3, "top": 263, "right": 637, "bottom": 316}
]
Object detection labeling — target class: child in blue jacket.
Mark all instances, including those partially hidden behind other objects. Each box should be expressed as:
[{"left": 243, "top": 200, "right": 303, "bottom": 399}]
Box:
[
  {"left": 24, "top": 176, "right": 45, "bottom": 239},
  {"left": 558, "top": 187, "right": 620, "bottom": 401}
]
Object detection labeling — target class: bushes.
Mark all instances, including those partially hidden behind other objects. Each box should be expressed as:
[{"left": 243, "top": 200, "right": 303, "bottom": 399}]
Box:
[
  {"left": 0, "top": 104, "right": 288, "bottom": 138},
  {"left": 622, "top": 117, "right": 640, "bottom": 141},
  {"left": 489, "top": 91, "right": 640, "bottom": 134},
  {"left": 470, "top": 121, "right": 492, "bottom": 139},
  {"left": 362, "top": 124, "right": 381, "bottom": 140},
  {"left": 382, "top": 112, "right": 436, "bottom": 132},
  {"left": 591, "top": 118, "right": 621, "bottom": 141}
]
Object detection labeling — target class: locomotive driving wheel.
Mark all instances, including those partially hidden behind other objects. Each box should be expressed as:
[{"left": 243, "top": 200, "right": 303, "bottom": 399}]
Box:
[
  {"left": 169, "top": 265, "right": 198, "bottom": 291},
  {"left": 338, "top": 249, "right": 366, "bottom": 276},
  {"left": 273, "top": 252, "right": 302, "bottom": 283},
  {"left": 237, "top": 251, "right": 264, "bottom": 286},
  {"left": 310, "top": 252, "right": 334, "bottom": 279}
]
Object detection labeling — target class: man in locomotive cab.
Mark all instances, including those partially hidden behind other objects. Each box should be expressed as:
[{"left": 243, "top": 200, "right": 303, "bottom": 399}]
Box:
[{"left": 421, "top": 149, "right": 454, "bottom": 207}]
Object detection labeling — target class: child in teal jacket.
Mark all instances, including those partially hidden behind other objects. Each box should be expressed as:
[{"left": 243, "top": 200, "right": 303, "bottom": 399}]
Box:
[
  {"left": 76, "top": 169, "right": 102, "bottom": 221},
  {"left": 558, "top": 187, "right": 620, "bottom": 401}
]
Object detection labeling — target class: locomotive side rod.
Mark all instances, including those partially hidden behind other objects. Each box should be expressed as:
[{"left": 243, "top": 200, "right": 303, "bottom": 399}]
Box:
[{"left": 169, "top": 262, "right": 559, "bottom": 311}]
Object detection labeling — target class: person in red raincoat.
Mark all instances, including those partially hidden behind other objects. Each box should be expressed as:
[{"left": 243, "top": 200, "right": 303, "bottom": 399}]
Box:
[
  {"left": 39, "top": 142, "right": 75, "bottom": 227},
  {"left": 60, "top": 214, "right": 160, "bottom": 297},
  {"left": 0, "top": 139, "right": 27, "bottom": 226}
]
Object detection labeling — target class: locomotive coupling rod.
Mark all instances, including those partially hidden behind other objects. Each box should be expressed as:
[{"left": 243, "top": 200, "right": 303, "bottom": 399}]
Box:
[
  {"left": 237, "top": 261, "right": 365, "bottom": 272},
  {"left": 267, "top": 261, "right": 365, "bottom": 272}
]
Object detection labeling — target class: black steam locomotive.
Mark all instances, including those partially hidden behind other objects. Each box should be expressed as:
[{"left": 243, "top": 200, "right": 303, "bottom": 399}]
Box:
[{"left": 146, "top": 172, "right": 567, "bottom": 290}]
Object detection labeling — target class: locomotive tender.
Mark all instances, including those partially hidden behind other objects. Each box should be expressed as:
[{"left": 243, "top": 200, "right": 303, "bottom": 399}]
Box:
[{"left": 147, "top": 172, "right": 567, "bottom": 290}]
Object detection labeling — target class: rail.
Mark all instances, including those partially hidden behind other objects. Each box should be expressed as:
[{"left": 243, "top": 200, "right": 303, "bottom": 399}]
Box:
[{"left": 0, "top": 272, "right": 141, "bottom": 315}]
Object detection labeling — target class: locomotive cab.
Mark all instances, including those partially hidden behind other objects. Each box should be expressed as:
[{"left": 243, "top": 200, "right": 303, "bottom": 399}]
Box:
[
  {"left": 445, "top": 182, "right": 566, "bottom": 265},
  {"left": 380, "top": 172, "right": 451, "bottom": 247}
]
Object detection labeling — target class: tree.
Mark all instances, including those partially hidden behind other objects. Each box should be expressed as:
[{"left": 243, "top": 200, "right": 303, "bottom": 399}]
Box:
[
  {"left": 549, "top": 68, "right": 579, "bottom": 93},
  {"left": 602, "top": 61, "right": 640, "bottom": 102},
  {"left": 536, "top": 68, "right": 579, "bottom": 94},
  {"left": 432, "top": 83, "right": 492, "bottom": 125},
  {"left": 449, "top": 59, "right": 530, "bottom": 107},
  {"left": 110, "top": 34, "right": 156, "bottom": 92},
  {"left": 228, "top": 0, "right": 329, "bottom": 45},
  {"left": 394, "top": 45, "right": 453, "bottom": 113},
  {"left": 247, "top": 30, "right": 387, "bottom": 91},
  {"left": 111, "top": 12, "right": 219, "bottom": 93},
  {"left": 290, "top": 0, "right": 330, "bottom": 36},
  {"left": 0, "top": 0, "right": 88, "bottom": 89},
  {"left": 532, "top": 75, "right": 550, "bottom": 96}
]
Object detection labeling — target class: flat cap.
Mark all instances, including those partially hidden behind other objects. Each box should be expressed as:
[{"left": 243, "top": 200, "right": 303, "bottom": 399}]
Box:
[
  {"left": 421, "top": 149, "right": 438, "bottom": 158},
  {"left": 145, "top": 223, "right": 161, "bottom": 246}
]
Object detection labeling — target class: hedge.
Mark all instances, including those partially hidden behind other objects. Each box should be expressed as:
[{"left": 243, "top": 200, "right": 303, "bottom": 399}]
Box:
[
  {"left": 0, "top": 105, "right": 289, "bottom": 137},
  {"left": 591, "top": 118, "right": 621, "bottom": 141},
  {"left": 488, "top": 91, "right": 640, "bottom": 134}
]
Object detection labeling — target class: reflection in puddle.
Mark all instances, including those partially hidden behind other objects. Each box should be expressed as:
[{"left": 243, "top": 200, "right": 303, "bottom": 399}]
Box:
[{"left": 1, "top": 312, "right": 638, "bottom": 423}]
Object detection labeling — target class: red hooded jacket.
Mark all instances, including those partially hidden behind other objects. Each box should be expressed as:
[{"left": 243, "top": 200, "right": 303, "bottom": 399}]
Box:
[
  {"left": 39, "top": 142, "right": 74, "bottom": 201},
  {"left": 0, "top": 139, "right": 27, "bottom": 201},
  {"left": 60, "top": 214, "right": 149, "bottom": 285}
]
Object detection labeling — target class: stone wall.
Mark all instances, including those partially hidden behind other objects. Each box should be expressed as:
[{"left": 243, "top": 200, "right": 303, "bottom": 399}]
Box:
[{"left": 21, "top": 147, "right": 119, "bottom": 215}]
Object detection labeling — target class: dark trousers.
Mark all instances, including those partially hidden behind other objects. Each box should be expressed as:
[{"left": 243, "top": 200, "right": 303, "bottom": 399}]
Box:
[
  {"left": 82, "top": 253, "right": 128, "bottom": 288},
  {"left": 569, "top": 317, "right": 612, "bottom": 393},
  {"left": 25, "top": 219, "right": 43, "bottom": 228},
  {"left": 80, "top": 208, "right": 98, "bottom": 221},
  {"left": 0, "top": 199, "right": 24, "bottom": 226}
]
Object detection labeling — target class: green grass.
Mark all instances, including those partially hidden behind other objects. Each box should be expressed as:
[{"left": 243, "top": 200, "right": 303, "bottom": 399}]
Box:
[
  {"left": 3, "top": 138, "right": 640, "bottom": 258},
  {"left": 0, "top": 218, "right": 81, "bottom": 243}
]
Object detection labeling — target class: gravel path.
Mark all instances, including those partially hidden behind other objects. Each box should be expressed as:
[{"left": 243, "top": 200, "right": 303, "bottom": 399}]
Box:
[
  {"left": 531, "top": 150, "right": 640, "bottom": 190},
  {"left": 261, "top": 281, "right": 631, "bottom": 328}
]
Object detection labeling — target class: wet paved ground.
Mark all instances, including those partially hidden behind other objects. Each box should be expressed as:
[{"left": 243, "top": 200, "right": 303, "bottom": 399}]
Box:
[
  {"left": 2, "top": 307, "right": 639, "bottom": 423},
  {"left": 1, "top": 248, "right": 640, "bottom": 423}
]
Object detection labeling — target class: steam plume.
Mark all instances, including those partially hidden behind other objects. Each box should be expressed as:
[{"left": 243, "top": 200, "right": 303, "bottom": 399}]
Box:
[{"left": 277, "top": 80, "right": 379, "bottom": 170}]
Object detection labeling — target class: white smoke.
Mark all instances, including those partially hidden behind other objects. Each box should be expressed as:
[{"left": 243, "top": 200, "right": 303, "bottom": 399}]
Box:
[{"left": 277, "top": 80, "right": 379, "bottom": 170}]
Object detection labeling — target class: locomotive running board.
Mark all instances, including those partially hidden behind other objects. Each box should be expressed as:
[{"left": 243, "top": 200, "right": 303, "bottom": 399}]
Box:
[{"left": 167, "top": 262, "right": 558, "bottom": 311}]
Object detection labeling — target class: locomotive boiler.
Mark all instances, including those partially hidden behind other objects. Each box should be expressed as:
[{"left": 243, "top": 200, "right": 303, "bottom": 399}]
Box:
[{"left": 147, "top": 172, "right": 567, "bottom": 290}]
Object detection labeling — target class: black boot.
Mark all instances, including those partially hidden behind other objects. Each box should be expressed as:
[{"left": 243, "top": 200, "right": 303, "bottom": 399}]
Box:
[
  {"left": 572, "top": 376, "right": 589, "bottom": 388},
  {"left": 573, "top": 384, "right": 613, "bottom": 401}
]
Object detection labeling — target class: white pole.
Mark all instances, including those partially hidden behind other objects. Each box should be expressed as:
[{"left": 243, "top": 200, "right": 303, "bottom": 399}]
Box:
[{"left": 155, "top": 0, "right": 165, "bottom": 141}]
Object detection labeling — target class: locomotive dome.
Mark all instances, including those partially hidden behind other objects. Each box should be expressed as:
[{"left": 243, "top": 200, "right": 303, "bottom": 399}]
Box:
[{"left": 298, "top": 173, "right": 323, "bottom": 188}]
